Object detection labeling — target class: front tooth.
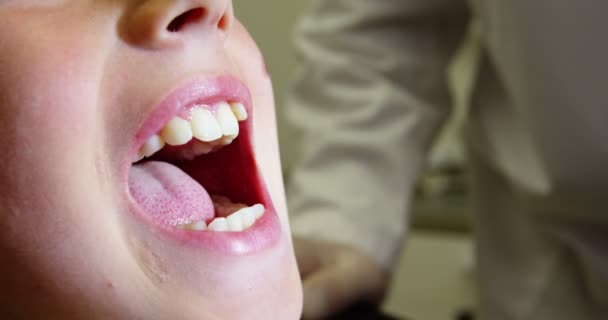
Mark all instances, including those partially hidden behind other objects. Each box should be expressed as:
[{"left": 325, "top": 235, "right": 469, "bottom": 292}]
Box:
[
  {"left": 226, "top": 213, "right": 244, "bottom": 232},
  {"left": 141, "top": 134, "right": 165, "bottom": 157},
  {"left": 189, "top": 220, "right": 207, "bottom": 231},
  {"left": 208, "top": 217, "right": 228, "bottom": 231},
  {"left": 192, "top": 140, "right": 214, "bottom": 155},
  {"left": 241, "top": 210, "right": 256, "bottom": 229},
  {"left": 160, "top": 117, "right": 193, "bottom": 146},
  {"left": 219, "top": 136, "right": 235, "bottom": 146},
  {"left": 215, "top": 102, "right": 239, "bottom": 137},
  {"left": 133, "top": 151, "right": 144, "bottom": 163},
  {"left": 251, "top": 204, "right": 265, "bottom": 219},
  {"left": 230, "top": 102, "right": 248, "bottom": 121},
  {"left": 190, "top": 108, "right": 223, "bottom": 142}
]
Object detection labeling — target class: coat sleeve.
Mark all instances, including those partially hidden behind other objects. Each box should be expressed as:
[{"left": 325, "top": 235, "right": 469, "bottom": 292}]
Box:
[{"left": 285, "top": 0, "right": 470, "bottom": 270}]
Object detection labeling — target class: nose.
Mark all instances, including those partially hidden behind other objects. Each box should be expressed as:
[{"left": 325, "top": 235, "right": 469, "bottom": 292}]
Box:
[{"left": 125, "top": 0, "right": 234, "bottom": 49}]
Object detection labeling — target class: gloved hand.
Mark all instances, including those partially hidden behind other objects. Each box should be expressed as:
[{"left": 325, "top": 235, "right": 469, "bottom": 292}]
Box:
[{"left": 294, "top": 236, "right": 390, "bottom": 320}]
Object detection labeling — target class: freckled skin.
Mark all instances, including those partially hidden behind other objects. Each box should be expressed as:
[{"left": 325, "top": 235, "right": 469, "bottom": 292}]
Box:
[{"left": 0, "top": 1, "right": 302, "bottom": 319}]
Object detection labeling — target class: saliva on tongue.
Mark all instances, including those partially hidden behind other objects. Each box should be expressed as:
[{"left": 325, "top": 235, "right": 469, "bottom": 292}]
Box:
[{"left": 129, "top": 161, "right": 216, "bottom": 226}]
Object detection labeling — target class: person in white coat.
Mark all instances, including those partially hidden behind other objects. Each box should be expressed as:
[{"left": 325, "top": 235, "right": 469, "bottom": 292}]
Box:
[{"left": 285, "top": 0, "right": 608, "bottom": 319}]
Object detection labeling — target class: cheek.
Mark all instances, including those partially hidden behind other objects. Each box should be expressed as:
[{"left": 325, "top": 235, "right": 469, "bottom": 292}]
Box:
[
  {"left": 0, "top": 14, "right": 120, "bottom": 298},
  {"left": 0, "top": 51, "right": 104, "bottom": 259},
  {"left": 0, "top": 8, "right": 111, "bottom": 142},
  {"left": 0, "top": 32, "right": 103, "bottom": 209},
  {"left": 0, "top": 21, "right": 104, "bottom": 160}
]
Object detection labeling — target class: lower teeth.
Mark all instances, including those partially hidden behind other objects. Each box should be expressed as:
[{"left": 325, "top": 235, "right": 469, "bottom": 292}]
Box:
[{"left": 176, "top": 203, "right": 265, "bottom": 232}]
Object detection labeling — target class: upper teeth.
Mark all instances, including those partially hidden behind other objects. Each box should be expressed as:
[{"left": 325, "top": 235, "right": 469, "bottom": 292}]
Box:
[
  {"left": 178, "top": 203, "right": 265, "bottom": 232},
  {"left": 134, "top": 101, "right": 247, "bottom": 162},
  {"left": 161, "top": 117, "right": 193, "bottom": 146},
  {"left": 140, "top": 134, "right": 165, "bottom": 158},
  {"left": 191, "top": 108, "right": 223, "bottom": 142},
  {"left": 215, "top": 102, "right": 239, "bottom": 138}
]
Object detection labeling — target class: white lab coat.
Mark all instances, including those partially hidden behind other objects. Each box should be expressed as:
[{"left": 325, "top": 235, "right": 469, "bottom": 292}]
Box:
[{"left": 285, "top": 0, "right": 608, "bottom": 319}]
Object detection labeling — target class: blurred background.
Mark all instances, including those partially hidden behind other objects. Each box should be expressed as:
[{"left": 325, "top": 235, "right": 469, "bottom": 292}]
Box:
[{"left": 236, "top": 2, "right": 478, "bottom": 319}]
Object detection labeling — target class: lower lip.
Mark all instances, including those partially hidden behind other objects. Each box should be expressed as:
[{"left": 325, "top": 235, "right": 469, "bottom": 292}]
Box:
[
  {"left": 170, "top": 206, "right": 281, "bottom": 254},
  {"left": 125, "top": 140, "right": 282, "bottom": 255},
  {"left": 127, "top": 189, "right": 282, "bottom": 255}
]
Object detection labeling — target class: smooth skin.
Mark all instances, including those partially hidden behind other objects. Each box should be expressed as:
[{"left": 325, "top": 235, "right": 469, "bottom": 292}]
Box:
[{"left": 0, "top": 1, "right": 301, "bottom": 319}]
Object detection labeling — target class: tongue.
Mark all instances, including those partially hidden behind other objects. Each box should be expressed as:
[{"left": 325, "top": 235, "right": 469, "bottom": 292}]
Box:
[{"left": 128, "top": 161, "right": 215, "bottom": 225}]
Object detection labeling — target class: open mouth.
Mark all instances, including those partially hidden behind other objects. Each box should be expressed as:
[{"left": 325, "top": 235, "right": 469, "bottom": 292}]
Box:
[{"left": 126, "top": 77, "right": 279, "bottom": 250}]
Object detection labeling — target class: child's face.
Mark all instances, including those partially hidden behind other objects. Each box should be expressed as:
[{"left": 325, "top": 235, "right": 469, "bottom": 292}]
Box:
[{"left": 0, "top": 1, "right": 301, "bottom": 319}]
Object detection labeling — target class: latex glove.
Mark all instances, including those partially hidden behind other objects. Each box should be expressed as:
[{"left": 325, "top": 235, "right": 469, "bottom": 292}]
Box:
[{"left": 294, "top": 236, "right": 389, "bottom": 320}]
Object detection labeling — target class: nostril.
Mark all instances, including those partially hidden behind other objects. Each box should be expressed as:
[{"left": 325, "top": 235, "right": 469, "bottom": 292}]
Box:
[
  {"left": 217, "top": 14, "right": 229, "bottom": 31},
  {"left": 167, "top": 8, "right": 206, "bottom": 33}
]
